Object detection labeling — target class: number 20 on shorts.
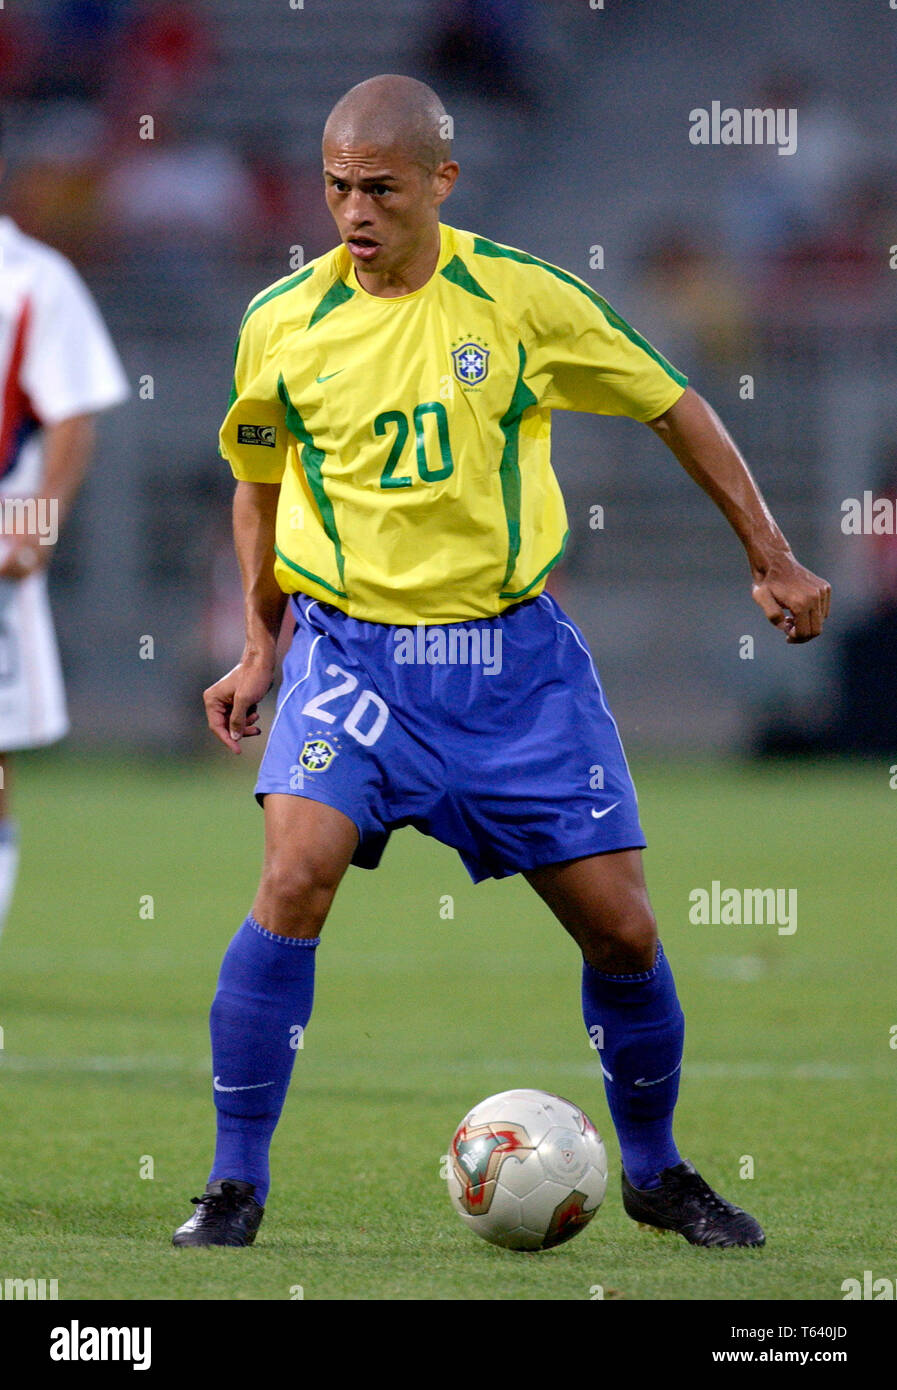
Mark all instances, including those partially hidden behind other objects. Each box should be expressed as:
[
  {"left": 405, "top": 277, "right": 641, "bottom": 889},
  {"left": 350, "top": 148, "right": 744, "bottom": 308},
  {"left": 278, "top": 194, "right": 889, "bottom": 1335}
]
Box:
[{"left": 301, "top": 663, "right": 390, "bottom": 746}]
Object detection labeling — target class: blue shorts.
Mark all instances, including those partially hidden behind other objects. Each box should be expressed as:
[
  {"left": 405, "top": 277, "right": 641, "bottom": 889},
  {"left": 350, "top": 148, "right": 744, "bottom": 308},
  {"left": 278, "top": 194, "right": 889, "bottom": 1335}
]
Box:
[{"left": 255, "top": 591, "right": 646, "bottom": 884}]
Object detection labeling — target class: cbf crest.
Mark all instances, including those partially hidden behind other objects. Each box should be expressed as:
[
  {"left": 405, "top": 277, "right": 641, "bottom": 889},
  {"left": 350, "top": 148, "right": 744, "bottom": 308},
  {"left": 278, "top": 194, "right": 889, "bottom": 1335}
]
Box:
[
  {"left": 451, "top": 337, "right": 490, "bottom": 387},
  {"left": 299, "top": 736, "right": 337, "bottom": 773}
]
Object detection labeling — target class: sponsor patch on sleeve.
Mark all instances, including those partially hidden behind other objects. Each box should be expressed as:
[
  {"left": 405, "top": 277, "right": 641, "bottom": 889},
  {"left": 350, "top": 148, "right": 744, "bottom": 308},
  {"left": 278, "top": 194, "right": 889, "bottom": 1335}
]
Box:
[{"left": 237, "top": 425, "right": 278, "bottom": 447}]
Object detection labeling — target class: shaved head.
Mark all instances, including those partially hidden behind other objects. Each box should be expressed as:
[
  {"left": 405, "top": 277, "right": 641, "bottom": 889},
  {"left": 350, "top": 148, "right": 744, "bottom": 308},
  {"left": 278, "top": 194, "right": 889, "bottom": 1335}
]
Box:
[
  {"left": 323, "top": 74, "right": 451, "bottom": 173},
  {"left": 322, "top": 74, "right": 459, "bottom": 296}
]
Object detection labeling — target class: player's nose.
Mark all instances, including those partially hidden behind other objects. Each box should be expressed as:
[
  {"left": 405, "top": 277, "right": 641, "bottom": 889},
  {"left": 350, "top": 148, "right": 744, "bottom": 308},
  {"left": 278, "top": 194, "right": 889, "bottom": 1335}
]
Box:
[{"left": 343, "top": 191, "right": 375, "bottom": 223}]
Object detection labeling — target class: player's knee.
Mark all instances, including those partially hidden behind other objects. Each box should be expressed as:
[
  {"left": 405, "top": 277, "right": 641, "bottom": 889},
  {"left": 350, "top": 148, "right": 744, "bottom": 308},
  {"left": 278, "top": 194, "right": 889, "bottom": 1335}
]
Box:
[
  {"left": 582, "top": 896, "right": 658, "bottom": 972},
  {"left": 255, "top": 853, "right": 341, "bottom": 934},
  {"left": 615, "top": 908, "right": 658, "bottom": 968}
]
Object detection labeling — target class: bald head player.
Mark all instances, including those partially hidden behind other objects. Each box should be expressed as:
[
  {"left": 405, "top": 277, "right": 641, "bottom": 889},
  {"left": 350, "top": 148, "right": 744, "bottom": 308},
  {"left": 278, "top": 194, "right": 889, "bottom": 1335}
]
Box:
[{"left": 173, "top": 76, "right": 830, "bottom": 1248}]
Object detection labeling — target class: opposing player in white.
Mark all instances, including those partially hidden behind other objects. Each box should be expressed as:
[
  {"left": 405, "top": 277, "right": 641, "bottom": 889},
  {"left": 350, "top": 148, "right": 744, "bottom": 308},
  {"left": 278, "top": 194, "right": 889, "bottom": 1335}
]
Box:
[{"left": 0, "top": 149, "right": 128, "bottom": 940}]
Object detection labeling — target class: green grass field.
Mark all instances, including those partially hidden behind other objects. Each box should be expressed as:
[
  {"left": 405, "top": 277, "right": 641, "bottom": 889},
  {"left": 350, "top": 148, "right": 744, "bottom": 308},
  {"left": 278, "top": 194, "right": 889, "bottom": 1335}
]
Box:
[{"left": 0, "top": 752, "right": 892, "bottom": 1301}]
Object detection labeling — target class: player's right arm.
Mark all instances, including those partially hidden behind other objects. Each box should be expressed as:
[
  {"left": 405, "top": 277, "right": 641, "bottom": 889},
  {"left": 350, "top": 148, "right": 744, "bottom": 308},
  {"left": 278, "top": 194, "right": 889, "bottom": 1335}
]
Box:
[
  {"left": 203, "top": 480, "right": 287, "bottom": 753},
  {"left": 206, "top": 294, "right": 291, "bottom": 753}
]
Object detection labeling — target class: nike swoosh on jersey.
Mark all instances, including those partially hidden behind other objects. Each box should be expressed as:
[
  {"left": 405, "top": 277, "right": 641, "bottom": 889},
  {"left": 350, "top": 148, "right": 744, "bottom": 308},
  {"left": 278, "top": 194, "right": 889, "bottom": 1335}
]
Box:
[
  {"left": 591, "top": 802, "right": 621, "bottom": 819},
  {"left": 634, "top": 1062, "right": 682, "bottom": 1088},
  {"left": 315, "top": 369, "right": 344, "bottom": 382},
  {"left": 213, "top": 1076, "right": 276, "bottom": 1093}
]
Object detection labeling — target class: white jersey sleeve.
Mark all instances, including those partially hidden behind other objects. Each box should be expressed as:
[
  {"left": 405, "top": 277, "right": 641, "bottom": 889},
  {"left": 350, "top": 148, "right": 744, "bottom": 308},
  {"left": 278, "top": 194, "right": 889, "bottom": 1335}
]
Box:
[{"left": 19, "top": 252, "right": 129, "bottom": 425}]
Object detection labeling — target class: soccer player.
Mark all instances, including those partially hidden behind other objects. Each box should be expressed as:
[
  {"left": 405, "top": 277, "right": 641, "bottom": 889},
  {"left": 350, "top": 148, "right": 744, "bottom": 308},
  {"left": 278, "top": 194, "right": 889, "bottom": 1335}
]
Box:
[
  {"left": 0, "top": 121, "right": 129, "bottom": 941},
  {"left": 174, "top": 76, "right": 830, "bottom": 1249}
]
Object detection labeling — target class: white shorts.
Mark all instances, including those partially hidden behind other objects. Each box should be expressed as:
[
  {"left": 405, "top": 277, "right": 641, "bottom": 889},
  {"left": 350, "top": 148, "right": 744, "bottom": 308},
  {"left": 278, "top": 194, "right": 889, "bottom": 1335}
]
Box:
[{"left": 0, "top": 571, "right": 69, "bottom": 750}]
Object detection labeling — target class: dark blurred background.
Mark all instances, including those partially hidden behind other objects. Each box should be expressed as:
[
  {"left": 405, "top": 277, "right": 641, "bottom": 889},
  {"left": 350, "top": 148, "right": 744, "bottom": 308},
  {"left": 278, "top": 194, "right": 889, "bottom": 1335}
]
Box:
[{"left": 3, "top": 0, "right": 896, "bottom": 754}]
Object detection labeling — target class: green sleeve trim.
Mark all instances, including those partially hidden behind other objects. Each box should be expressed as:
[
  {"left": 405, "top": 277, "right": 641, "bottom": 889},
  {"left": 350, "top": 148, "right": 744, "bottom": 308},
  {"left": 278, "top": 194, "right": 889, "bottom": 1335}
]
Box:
[
  {"left": 226, "top": 332, "right": 241, "bottom": 411},
  {"left": 239, "top": 265, "right": 315, "bottom": 332},
  {"left": 497, "top": 342, "right": 538, "bottom": 589},
  {"left": 276, "top": 374, "right": 347, "bottom": 592},
  {"left": 439, "top": 255, "right": 494, "bottom": 301},
  {"left": 273, "top": 545, "right": 348, "bottom": 599},
  {"left": 472, "top": 234, "right": 687, "bottom": 388},
  {"left": 499, "top": 531, "right": 569, "bottom": 600},
  {"left": 307, "top": 277, "right": 355, "bottom": 330}
]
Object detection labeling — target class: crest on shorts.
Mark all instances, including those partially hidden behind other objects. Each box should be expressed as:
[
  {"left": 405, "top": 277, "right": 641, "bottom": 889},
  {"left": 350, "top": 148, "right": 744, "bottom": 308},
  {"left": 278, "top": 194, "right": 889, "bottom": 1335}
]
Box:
[
  {"left": 451, "top": 339, "right": 490, "bottom": 386},
  {"left": 299, "top": 738, "right": 336, "bottom": 773}
]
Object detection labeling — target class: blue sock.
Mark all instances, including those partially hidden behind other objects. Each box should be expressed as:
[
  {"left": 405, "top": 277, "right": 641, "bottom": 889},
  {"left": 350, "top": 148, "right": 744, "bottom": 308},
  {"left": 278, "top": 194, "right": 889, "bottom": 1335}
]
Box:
[
  {"left": 582, "top": 942, "right": 685, "bottom": 1189},
  {"left": 209, "top": 915, "right": 318, "bottom": 1205}
]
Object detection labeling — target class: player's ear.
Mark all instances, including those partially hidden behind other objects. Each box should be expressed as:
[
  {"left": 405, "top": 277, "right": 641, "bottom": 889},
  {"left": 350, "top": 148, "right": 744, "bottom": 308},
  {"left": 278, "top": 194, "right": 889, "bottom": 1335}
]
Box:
[{"left": 432, "top": 160, "right": 459, "bottom": 206}]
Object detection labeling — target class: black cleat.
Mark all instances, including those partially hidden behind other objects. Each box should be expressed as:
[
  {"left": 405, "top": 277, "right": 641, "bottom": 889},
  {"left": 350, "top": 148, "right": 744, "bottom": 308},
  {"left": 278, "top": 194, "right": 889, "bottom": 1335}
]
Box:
[
  {"left": 622, "top": 1160, "right": 766, "bottom": 1248},
  {"left": 172, "top": 1179, "right": 264, "bottom": 1248}
]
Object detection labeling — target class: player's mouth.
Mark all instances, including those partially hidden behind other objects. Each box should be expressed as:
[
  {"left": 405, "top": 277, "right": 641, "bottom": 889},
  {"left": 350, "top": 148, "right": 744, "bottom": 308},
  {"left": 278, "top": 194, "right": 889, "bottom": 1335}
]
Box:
[{"left": 346, "top": 235, "right": 381, "bottom": 262}]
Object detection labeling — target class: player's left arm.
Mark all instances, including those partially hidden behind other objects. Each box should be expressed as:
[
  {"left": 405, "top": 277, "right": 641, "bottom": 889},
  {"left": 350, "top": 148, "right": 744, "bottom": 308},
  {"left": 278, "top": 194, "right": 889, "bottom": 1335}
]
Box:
[
  {"left": 0, "top": 413, "right": 96, "bottom": 580},
  {"left": 647, "top": 385, "right": 831, "bottom": 643}
]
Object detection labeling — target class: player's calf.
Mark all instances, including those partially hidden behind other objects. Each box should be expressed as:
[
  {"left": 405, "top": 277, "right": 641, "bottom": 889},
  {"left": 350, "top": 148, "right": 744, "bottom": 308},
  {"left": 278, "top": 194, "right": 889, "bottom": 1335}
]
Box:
[{"left": 525, "top": 849, "right": 659, "bottom": 972}]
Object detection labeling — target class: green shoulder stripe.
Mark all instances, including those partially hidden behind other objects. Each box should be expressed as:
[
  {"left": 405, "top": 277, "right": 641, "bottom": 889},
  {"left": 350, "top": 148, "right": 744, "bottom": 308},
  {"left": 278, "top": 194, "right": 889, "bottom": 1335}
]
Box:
[
  {"left": 307, "top": 277, "right": 355, "bottom": 330},
  {"left": 277, "top": 374, "right": 347, "bottom": 594},
  {"left": 439, "top": 255, "right": 494, "bottom": 301},
  {"left": 227, "top": 265, "right": 317, "bottom": 410},
  {"left": 472, "top": 235, "right": 687, "bottom": 387},
  {"left": 240, "top": 264, "right": 315, "bottom": 332}
]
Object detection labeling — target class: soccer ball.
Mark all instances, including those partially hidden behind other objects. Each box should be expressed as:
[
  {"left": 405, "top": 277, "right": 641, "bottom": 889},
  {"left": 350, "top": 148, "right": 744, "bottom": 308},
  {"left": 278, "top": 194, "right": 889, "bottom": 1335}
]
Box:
[{"left": 446, "top": 1088, "right": 608, "bottom": 1251}]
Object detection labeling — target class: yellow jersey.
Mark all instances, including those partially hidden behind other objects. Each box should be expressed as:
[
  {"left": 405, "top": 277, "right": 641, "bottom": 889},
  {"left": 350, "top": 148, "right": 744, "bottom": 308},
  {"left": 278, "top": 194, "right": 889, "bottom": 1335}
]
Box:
[{"left": 220, "top": 223, "right": 687, "bottom": 624}]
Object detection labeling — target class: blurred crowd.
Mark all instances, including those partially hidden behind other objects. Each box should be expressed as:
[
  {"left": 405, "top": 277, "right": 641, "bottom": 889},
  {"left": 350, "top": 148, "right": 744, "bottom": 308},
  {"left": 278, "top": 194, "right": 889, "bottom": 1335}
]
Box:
[
  {"left": 1, "top": 0, "right": 334, "bottom": 272},
  {"left": 6, "top": 6, "right": 892, "bottom": 329},
  {"left": 639, "top": 68, "right": 897, "bottom": 381},
  {"left": 0, "top": 0, "right": 555, "bottom": 275}
]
